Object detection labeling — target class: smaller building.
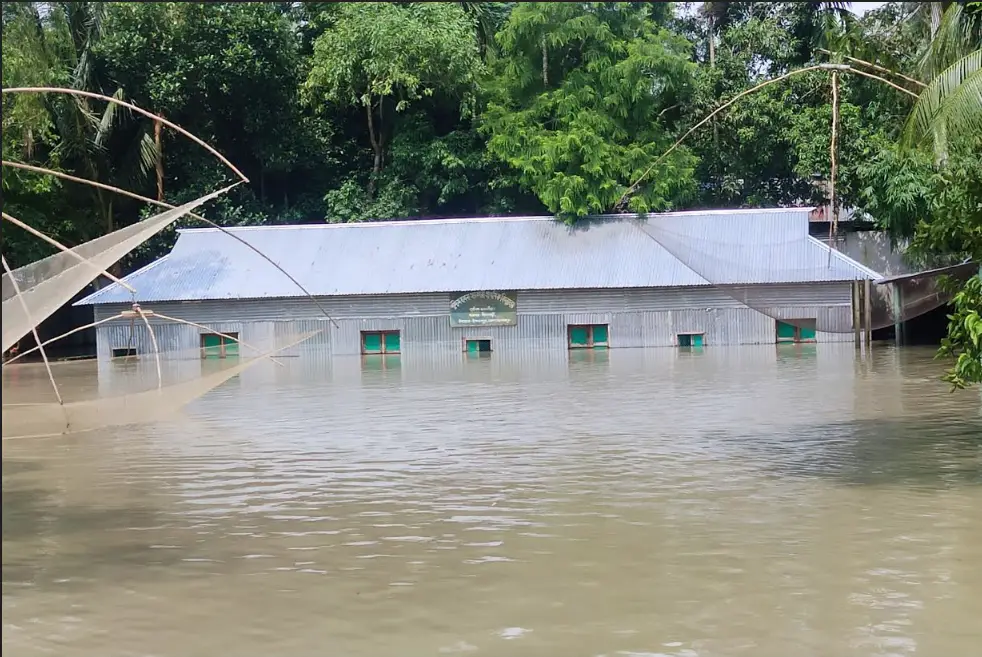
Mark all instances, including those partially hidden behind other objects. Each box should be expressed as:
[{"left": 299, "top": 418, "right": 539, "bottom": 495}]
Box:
[{"left": 76, "top": 209, "right": 881, "bottom": 360}]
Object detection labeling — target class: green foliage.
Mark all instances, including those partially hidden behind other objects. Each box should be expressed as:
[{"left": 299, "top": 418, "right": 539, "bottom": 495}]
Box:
[
  {"left": 304, "top": 1, "right": 483, "bottom": 183},
  {"left": 97, "top": 2, "right": 307, "bottom": 187},
  {"left": 857, "top": 139, "right": 982, "bottom": 264},
  {"left": 903, "top": 49, "right": 982, "bottom": 152},
  {"left": 857, "top": 136, "right": 982, "bottom": 389},
  {"left": 939, "top": 274, "right": 982, "bottom": 390},
  {"left": 483, "top": 2, "right": 697, "bottom": 219},
  {"left": 305, "top": 2, "right": 480, "bottom": 112}
]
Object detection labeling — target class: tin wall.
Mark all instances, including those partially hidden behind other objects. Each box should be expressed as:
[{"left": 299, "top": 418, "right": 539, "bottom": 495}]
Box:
[{"left": 92, "top": 284, "right": 855, "bottom": 360}]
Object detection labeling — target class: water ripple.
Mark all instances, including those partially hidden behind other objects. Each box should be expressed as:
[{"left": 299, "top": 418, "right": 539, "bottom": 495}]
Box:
[{"left": 3, "top": 346, "right": 981, "bottom": 656}]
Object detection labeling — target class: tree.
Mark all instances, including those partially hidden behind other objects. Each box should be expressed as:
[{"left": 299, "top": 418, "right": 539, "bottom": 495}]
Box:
[
  {"left": 1, "top": 2, "right": 159, "bottom": 271},
  {"left": 856, "top": 137, "right": 982, "bottom": 388},
  {"left": 1, "top": 2, "right": 67, "bottom": 267},
  {"left": 304, "top": 2, "right": 483, "bottom": 192},
  {"left": 939, "top": 274, "right": 982, "bottom": 389},
  {"left": 483, "top": 2, "right": 697, "bottom": 220},
  {"left": 96, "top": 2, "right": 309, "bottom": 208},
  {"left": 902, "top": 2, "right": 982, "bottom": 157}
]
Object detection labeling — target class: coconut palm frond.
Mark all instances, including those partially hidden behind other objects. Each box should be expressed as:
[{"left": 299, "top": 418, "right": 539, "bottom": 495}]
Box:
[
  {"left": 64, "top": 1, "right": 107, "bottom": 91},
  {"left": 138, "top": 130, "right": 160, "bottom": 178},
  {"left": 92, "top": 87, "right": 125, "bottom": 149},
  {"left": 919, "top": 2, "right": 970, "bottom": 77},
  {"left": 903, "top": 49, "right": 982, "bottom": 150}
]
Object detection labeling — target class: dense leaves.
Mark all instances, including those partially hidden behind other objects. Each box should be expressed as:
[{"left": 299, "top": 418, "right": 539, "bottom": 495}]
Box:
[
  {"left": 304, "top": 2, "right": 483, "bottom": 185},
  {"left": 483, "top": 2, "right": 697, "bottom": 218}
]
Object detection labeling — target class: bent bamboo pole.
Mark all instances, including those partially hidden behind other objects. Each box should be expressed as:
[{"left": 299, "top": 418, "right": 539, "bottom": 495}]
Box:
[{"left": 1, "top": 87, "right": 248, "bottom": 183}]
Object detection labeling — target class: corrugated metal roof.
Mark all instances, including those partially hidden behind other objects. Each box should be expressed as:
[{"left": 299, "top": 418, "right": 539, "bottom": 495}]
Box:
[
  {"left": 873, "top": 260, "right": 976, "bottom": 285},
  {"left": 76, "top": 209, "right": 881, "bottom": 305}
]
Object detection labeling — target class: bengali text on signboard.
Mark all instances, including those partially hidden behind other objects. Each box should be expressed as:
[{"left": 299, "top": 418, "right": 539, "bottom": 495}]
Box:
[{"left": 449, "top": 291, "right": 518, "bottom": 327}]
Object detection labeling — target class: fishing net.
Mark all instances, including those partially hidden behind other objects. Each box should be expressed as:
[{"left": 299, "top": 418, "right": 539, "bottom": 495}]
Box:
[
  {"left": 1, "top": 185, "right": 233, "bottom": 354},
  {"left": 1, "top": 330, "right": 320, "bottom": 439},
  {"left": 636, "top": 214, "right": 972, "bottom": 336}
]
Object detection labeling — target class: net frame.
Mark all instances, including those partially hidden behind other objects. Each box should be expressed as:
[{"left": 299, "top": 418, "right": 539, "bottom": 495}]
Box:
[
  {"left": 1, "top": 87, "right": 337, "bottom": 437},
  {"left": 617, "top": 61, "right": 957, "bottom": 337}
]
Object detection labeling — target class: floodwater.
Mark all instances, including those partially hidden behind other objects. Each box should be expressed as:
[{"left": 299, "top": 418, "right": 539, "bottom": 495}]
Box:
[{"left": 3, "top": 344, "right": 981, "bottom": 657}]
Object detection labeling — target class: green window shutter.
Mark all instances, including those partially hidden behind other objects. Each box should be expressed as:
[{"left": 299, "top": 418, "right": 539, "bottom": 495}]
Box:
[
  {"left": 799, "top": 325, "right": 816, "bottom": 341},
  {"left": 569, "top": 326, "right": 588, "bottom": 347},
  {"left": 384, "top": 331, "right": 401, "bottom": 353},
  {"left": 466, "top": 339, "right": 478, "bottom": 353},
  {"left": 678, "top": 334, "right": 691, "bottom": 347},
  {"left": 202, "top": 333, "right": 222, "bottom": 359},
  {"left": 691, "top": 334, "right": 704, "bottom": 347},
  {"left": 363, "top": 332, "right": 382, "bottom": 353},
  {"left": 223, "top": 335, "right": 240, "bottom": 357},
  {"left": 592, "top": 324, "right": 608, "bottom": 345},
  {"left": 776, "top": 321, "right": 796, "bottom": 341}
]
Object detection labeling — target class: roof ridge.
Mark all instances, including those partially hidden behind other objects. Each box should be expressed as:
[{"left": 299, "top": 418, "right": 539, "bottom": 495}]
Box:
[
  {"left": 806, "top": 235, "right": 884, "bottom": 279},
  {"left": 176, "top": 208, "right": 814, "bottom": 234},
  {"left": 79, "top": 208, "right": 871, "bottom": 306}
]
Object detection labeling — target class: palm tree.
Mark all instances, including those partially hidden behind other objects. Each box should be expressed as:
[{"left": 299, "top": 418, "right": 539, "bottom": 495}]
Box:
[
  {"left": 902, "top": 2, "right": 982, "bottom": 159},
  {"left": 5, "top": 3, "right": 160, "bottom": 238}
]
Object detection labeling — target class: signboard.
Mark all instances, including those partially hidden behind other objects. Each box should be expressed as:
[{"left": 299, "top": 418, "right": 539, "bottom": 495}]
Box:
[{"left": 449, "top": 291, "right": 518, "bottom": 327}]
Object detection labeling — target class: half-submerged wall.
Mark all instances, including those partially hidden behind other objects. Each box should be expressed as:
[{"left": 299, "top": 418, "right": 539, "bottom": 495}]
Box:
[{"left": 91, "top": 283, "right": 855, "bottom": 360}]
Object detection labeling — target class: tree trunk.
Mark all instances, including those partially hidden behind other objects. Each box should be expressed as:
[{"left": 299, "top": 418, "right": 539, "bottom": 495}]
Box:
[
  {"left": 105, "top": 196, "right": 114, "bottom": 234},
  {"left": 541, "top": 36, "right": 548, "bottom": 87},
  {"left": 105, "top": 197, "right": 122, "bottom": 278},
  {"left": 708, "top": 17, "right": 716, "bottom": 68},
  {"left": 709, "top": 17, "right": 718, "bottom": 150},
  {"left": 929, "top": 2, "right": 950, "bottom": 166},
  {"left": 365, "top": 98, "right": 383, "bottom": 196},
  {"left": 930, "top": 2, "right": 943, "bottom": 39},
  {"left": 155, "top": 120, "right": 164, "bottom": 201}
]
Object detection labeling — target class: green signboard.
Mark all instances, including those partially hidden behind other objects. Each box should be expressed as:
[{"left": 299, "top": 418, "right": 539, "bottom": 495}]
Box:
[{"left": 449, "top": 291, "right": 518, "bottom": 327}]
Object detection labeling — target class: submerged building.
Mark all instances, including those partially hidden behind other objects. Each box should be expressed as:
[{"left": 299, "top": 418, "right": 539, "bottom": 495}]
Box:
[{"left": 76, "top": 209, "right": 881, "bottom": 360}]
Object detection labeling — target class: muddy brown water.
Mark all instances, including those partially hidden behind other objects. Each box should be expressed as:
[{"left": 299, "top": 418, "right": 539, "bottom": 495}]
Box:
[{"left": 3, "top": 344, "right": 981, "bottom": 657}]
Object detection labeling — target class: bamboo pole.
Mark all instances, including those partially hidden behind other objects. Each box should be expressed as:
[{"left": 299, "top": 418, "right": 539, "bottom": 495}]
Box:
[
  {"left": 1, "top": 87, "right": 249, "bottom": 182},
  {"left": 2, "top": 160, "right": 339, "bottom": 328},
  {"left": 617, "top": 64, "right": 832, "bottom": 209},
  {"left": 846, "top": 67, "right": 920, "bottom": 98},
  {"left": 816, "top": 49, "right": 927, "bottom": 88},
  {"left": 864, "top": 278, "right": 873, "bottom": 347},
  {"left": 2, "top": 314, "right": 125, "bottom": 366},
  {"left": 853, "top": 280, "right": 862, "bottom": 347},
  {"left": 150, "top": 312, "right": 286, "bottom": 367},
  {"left": 2, "top": 255, "right": 63, "bottom": 406},
  {"left": 133, "top": 305, "right": 163, "bottom": 390},
  {"left": 828, "top": 71, "right": 840, "bottom": 260},
  {"left": 2, "top": 212, "right": 136, "bottom": 293},
  {"left": 617, "top": 62, "right": 920, "bottom": 211}
]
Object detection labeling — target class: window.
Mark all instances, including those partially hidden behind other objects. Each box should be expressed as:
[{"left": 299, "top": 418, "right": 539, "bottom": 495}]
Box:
[
  {"left": 201, "top": 332, "right": 239, "bottom": 359},
  {"left": 464, "top": 338, "right": 492, "bottom": 355},
  {"left": 677, "top": 333, "right": 705, "bottom": 348},
  {"left": 776, "top": 319, "right": 817, "bottom": 343},
  {"left": 111, "top": 347, "right": 137, "bottom": 359},
  {"left": 362, "top": 330, "right": 400, "bottom": 354},
  {"left": 568, "top": 324, "right": 609, "bottom": 349}
]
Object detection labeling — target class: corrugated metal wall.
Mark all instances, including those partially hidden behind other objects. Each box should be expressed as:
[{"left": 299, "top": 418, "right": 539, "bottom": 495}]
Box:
[{"left": 92, "top": 283, "right": 855, "bottom": 359}]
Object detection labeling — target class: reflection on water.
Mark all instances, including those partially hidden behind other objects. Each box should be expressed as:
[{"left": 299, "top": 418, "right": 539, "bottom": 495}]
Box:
[{"left": 3, "top": 344, "right": 981, "bottom": 657}]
